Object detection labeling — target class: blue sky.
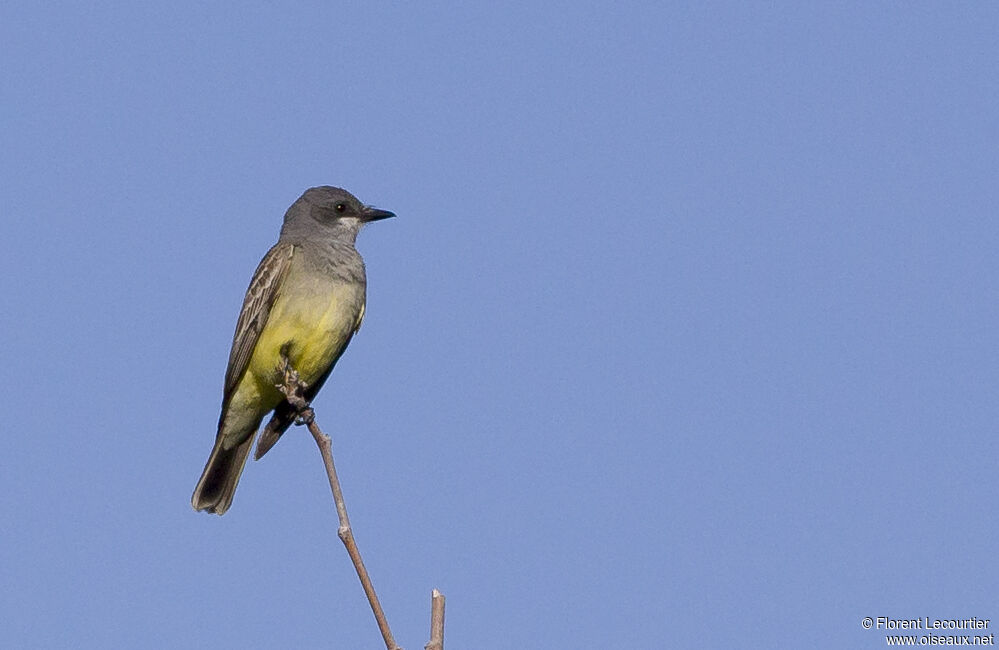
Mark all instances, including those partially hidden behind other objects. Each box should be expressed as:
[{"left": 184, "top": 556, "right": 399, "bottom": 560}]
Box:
[{"left": 2, "top": 3, "right": 998, "bottom": 648}]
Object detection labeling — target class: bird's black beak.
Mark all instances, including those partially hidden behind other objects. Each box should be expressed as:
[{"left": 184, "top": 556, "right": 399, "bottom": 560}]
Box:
[{"left": 360, "top": 206, "right": 396, "bottom": 222}]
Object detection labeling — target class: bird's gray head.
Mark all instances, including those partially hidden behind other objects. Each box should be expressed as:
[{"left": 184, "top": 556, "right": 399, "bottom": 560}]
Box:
[{"left": 280, "top": 186, "right": 395, "bottom": 245}]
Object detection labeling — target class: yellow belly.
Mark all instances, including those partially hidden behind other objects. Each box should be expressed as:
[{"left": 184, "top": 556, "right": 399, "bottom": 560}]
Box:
[
  {"left": 218, "top": 267, "right": 364, "bottom": 449},
  {"left": 250, "top": 282, "right": 363, "bottom": 390}
]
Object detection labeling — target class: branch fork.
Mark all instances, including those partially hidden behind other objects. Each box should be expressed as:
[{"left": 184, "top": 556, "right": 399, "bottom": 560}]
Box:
[{"left": 277, "top": 355, "right": 444, "bottom": 650}]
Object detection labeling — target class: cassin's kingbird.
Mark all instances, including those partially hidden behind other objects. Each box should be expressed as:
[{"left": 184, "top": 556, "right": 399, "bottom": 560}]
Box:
[{"left": 192, "top": 186, "right": 394, "bottom": 515}]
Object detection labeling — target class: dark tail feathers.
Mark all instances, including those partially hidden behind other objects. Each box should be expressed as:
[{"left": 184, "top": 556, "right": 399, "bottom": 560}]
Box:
[{"left": 191, "top": 434, "right": 255, "bottom": 515}]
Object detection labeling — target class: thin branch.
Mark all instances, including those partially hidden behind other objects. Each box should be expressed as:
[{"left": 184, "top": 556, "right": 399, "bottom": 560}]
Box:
[
  {"left": 279, "top": 360, "right": 401, "bottom": 650},
  {"left": 424, "top": 589, "right": 445, "bottom": 650}
]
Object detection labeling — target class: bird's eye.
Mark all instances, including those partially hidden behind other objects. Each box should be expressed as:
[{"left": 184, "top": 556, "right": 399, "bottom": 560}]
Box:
[{"left": 334, "top": 203, "right": 347, "bottom": 213}]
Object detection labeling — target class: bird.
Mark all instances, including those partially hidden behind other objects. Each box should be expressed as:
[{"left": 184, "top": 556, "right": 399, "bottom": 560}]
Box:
[{"left": 192, "top": 186, "right": 394, "bottom": 515}]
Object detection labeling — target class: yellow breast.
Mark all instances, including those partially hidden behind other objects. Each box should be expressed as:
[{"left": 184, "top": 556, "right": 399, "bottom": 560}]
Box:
[{"left": 249, "top": 278, "right": 364, "bottom": 390}]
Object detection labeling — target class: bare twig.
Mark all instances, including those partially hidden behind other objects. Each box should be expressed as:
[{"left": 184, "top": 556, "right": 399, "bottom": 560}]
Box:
[
  {"left": 278, "top": 360, "right": 401, "bottom": 650},
  {"left": 424, "top": 589, "right": 445, "bottom": 650}
]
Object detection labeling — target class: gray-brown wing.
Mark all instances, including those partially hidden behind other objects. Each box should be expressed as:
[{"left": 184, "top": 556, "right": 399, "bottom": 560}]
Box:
[{"left": 222, "top": 242, "right": 296, "bottom": 403}]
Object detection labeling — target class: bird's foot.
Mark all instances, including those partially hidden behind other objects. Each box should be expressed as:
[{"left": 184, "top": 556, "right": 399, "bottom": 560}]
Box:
[
  {"left": 294, "top": 408, "right": 315, "bottom": 426},
  {"left": 276, "top": 353, "right": 312, "bottom": 419}
]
